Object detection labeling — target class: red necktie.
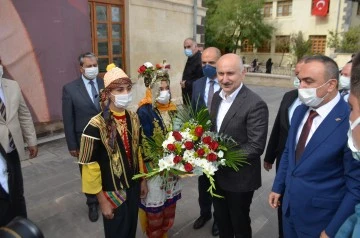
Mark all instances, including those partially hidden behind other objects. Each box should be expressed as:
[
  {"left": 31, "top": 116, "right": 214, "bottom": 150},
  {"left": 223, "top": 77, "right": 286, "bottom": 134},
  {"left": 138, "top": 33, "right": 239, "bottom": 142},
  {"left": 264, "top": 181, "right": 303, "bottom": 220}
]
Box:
[{"left": 295, "top": 110, "right": 318, "bottom": 162}]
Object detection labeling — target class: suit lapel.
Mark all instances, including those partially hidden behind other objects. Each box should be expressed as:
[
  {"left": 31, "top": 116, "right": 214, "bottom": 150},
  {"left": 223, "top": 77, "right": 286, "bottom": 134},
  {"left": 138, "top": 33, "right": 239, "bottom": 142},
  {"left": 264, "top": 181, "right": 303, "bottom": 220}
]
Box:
[
  {"left": 1, "top": 78, "right": 10, "bottom": 122},
  {"left": 285, "top": 90, "right": 299, "bottom": 127},
  {"left": 210, "top": 92, "right": 222, "bottom": 131},
  {"left": 219, "top": 85, "right": 247, "bottom": 133},
  {"left": 296, "top": 99, "right": 348, "bottom": 167},
  {"left": 77, "top": 78, "right": 97, "bottom": 111},
  {"left": 199, "top": 77, "right": 206, "bottom": 104}
]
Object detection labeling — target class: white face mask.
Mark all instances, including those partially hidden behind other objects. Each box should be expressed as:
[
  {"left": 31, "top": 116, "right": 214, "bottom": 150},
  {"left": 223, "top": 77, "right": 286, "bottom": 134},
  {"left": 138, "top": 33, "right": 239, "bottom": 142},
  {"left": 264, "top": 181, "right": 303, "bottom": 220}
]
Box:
[
  {"left": 83, "top": 66, "right": 99, "bottom": 79},
  {"left": 339, "top": 75, "right": 350, "bottom": 90},
  {"left": 348, "top": 117, "right": 360, "bottom": 160},
  {"left": 0, "top": 65, "right": 3, "bottom": 78},
  {"left": 298, "top": 81, "right": 330, "bottom": 107},
  {"left": 111, "top": 92, "right": 132, "bottom": 109},
  {"left": 293, "top": 76, "right": 300, "bottom": 88},
  {"left": 157, "top": 90, "right": 171, "bottom": 104}
]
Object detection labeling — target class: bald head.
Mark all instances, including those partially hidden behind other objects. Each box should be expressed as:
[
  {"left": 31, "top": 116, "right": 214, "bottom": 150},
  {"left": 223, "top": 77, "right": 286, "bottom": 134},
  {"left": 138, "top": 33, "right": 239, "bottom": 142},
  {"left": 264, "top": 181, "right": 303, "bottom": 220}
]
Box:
[
  {"left": 216, "top": 54, "right": 246, "bottom": 96},
  {"left": 183, "top": 38, "right": 198, "bottom": 55},
  {"left": 341, "top": 62, "right": 352, "bottom": 77}
]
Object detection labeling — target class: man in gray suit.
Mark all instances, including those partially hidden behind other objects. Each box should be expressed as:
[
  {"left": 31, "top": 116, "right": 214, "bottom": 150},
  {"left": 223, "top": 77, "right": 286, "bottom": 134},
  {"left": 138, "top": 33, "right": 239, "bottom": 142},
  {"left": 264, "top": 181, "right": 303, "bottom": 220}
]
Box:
[
  {"left": 210, "top": 54, "right": 269, "bottom": 238},
  {"left": 62, "top": 52, "right": 104, "bottom": 222}
]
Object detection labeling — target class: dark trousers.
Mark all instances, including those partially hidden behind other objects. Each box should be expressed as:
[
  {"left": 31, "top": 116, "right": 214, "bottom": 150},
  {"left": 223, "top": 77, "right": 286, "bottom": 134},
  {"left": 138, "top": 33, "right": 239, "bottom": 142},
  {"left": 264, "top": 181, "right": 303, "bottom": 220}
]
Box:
[
  {"left": 78, "top": 164, "right": 98, "bottom": 207},
  {"left": 198, "top": 175, "right": 214, "bottom": 218},
  {"left": 213, "top": 186, "right": 254, "bottom": 238},
  {"left": 278, "top": 196, "right": 283, "bottom": 238},
  {"left": 103, "top": 183, "right": 140, "bottom": 238},
  {"left": 0, "top": 150, "right": 27, "bottom": 226}
]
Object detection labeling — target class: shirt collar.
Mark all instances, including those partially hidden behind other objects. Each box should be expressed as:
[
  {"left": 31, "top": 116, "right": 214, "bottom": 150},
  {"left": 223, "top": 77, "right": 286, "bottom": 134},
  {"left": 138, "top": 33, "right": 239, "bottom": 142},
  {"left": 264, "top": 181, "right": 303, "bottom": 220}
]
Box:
[
  {"left": 311, "top": 92, "right": 340, "bottom": 119},
  {"left": 219, "top": 83, "right": 243, "bottom": 101},
  {"left": 81, "top": 75, "right": 97, "bottom": 85},
  {"left": 206, "top": 77, "right": 219, "bottom": 84}
]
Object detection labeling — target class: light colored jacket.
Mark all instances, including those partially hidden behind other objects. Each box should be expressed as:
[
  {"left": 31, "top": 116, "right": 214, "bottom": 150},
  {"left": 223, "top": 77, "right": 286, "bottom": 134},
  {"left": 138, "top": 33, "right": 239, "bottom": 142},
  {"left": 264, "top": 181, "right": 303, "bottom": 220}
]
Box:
[{"left": 0, "top": 77, "right": 37, "bottom": 160}]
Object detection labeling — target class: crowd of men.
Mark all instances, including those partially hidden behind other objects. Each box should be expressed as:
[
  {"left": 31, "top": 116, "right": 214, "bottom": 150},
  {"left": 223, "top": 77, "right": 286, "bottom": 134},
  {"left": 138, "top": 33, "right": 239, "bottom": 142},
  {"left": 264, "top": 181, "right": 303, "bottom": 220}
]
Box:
[{"left": 1, "top": 38, "right": 360, "bottom": 238}]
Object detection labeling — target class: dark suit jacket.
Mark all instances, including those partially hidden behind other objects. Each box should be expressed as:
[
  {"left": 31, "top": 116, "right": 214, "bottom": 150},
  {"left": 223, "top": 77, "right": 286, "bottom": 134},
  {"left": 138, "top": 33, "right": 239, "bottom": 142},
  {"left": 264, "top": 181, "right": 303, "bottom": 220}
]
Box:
[
  {"left": 62, "top": 77, "right": 104, "bottom": 151},
  {"left": 272, "top": 100, "right": 360, "bottom": 237},
  {"left": 210, "top": 85, "right": 269, "bottom": 192},
  {"left": 182, "top": 51, "right": 203, "bottom": 99},
  {"left": 191, "top": 76, "right": 207, "bottom": 111},
  {"left": 264, "top": 89, "right": 298, "bottom": 169}
]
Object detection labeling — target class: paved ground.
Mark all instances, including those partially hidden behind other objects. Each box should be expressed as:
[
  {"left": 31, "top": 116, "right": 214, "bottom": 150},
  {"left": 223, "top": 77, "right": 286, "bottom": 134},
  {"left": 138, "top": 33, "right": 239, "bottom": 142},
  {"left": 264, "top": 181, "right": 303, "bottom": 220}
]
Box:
[{"left": 21, "top": 85, "right": 289, "bottom": 238}]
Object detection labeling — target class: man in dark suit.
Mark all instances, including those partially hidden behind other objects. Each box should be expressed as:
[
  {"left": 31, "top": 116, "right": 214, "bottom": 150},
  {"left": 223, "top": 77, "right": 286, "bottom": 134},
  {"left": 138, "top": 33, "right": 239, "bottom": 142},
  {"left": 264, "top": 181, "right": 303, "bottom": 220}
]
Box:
[
  {"left": 263, "top": 58, "right": 306, "bottom": 237},
  {"left": 269, "top": 55, "right": 360, "bottom": 238},
  {"left": 181, "top": 38, "right": 203, "bottom": 105},
  {"left": 210, "top": 54, "right": 269, "bottom": 238},
  {"left": 62, "top": 52, "right": 104, "bottom": 222},
  {"left": 191, "top": 47, "right": 221, "bottom": 236}
]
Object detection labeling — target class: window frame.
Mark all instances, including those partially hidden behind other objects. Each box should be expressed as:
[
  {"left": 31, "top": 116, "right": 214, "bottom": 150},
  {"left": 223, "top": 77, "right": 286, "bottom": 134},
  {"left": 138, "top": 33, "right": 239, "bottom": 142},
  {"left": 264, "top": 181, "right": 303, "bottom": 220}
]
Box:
[
  {"left": 263, "top": 2, "right": 273, "bottom": 18},
  {"left": 277, "top": 0, "right": 292, "bottom": 17},
  {"left": 242, "top": 39, "right": 254, "bottom": 53},
  {"left": 88, "top": 0, "right": 125, "bottom": 73},
  {"left": 309, "top": 35, "right": 327, "bottom": 54},
  {"left": 275, "top": 35, "right": 290, "bottom": 53}
]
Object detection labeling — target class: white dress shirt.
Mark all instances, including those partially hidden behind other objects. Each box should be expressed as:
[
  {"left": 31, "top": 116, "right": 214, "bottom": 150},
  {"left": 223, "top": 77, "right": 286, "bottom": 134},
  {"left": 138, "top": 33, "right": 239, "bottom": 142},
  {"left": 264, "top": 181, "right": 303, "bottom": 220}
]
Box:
[
  {"left": 216, "top": 83, "right": 243, "bottom": 132},
  {"left": 288, "top": 98, "right": 302, "bottom": 125},
  {"left": 204, "top": 77, "right": 220, "bottom": 107},
  {"left": 81, "top": 75, "right": 99, "bottom": 103},
  {"left": 296, "top": 93, "right": 341, "bottom": 146},
  {"left": 0, "top": 152, "right": 8, "bottom": 193}
]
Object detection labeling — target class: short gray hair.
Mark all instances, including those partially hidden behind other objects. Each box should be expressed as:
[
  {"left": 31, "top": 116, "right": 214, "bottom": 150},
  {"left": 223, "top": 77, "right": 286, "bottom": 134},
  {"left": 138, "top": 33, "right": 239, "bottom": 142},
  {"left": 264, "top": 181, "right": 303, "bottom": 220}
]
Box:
[{"left": 78, "top": 52, "right": 97, "bottom": 66}]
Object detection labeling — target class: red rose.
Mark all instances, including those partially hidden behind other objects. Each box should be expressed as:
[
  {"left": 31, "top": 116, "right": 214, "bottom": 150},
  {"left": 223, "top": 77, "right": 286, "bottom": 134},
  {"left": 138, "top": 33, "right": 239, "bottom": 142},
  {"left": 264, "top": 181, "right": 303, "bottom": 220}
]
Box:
[
  {"left": 197, "top": 148, "right": 205, "bottom": 157},
  {"left": 210, "top": 141, "right": 219, "bottom": 150},
  {"left": 184, "top": 162, "right": 193, "bottom": 172},
  {"left": 167, "top": 144, "right": 176, "bottom": 151},
  {"left": 173, "top": 155, "right": 182, "bottom": 164},
  {"left": 206, "top": 153, "right": 218, "bottom": 162},
  {"left": 194, "top": 126, "right": 204, "bottom": 137},
  {"left": 184, "top": 141, "right": 194, "bottom": 150},
  {"left": 172, "top": 131, "right": 183, "bottom": 141},
  {"left": 202, "top": 136, "right": 212, "bottom": 145},
  {"left": 138, "top": 65, "right": 146, "bottom": 74}
]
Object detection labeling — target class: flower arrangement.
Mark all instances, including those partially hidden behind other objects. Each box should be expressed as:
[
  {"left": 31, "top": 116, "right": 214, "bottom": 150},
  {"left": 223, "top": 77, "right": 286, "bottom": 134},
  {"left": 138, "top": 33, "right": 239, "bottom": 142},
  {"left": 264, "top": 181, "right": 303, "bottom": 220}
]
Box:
[
  {"left": 138, "top": 62, "right": 155, "bottom": 87},
  {"left": 133, "top": 105, "right": 248, "bottom": 197}
]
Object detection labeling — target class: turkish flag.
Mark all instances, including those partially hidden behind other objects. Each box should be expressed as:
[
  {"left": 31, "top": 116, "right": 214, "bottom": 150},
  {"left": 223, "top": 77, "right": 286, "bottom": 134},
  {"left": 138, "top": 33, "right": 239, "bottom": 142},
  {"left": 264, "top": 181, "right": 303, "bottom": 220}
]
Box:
[{"left": 311, "top": 0, "right": 329, "bottom": 16}]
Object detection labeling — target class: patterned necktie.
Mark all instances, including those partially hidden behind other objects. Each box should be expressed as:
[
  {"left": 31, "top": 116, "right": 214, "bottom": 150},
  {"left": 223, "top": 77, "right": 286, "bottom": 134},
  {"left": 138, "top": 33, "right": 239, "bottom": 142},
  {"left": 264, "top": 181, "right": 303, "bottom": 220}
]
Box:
[
  {"left": 207, "top": 80, "right": 215, "bottom": 111},
  {"left": 89, "top": 80, "right": 100, "bottom": 111},
  {"left": 0, "top": 96, "right": 15, "bottom": 151},
  {"left": 295, "top": 110, "right": 318, "bottom": 162}
]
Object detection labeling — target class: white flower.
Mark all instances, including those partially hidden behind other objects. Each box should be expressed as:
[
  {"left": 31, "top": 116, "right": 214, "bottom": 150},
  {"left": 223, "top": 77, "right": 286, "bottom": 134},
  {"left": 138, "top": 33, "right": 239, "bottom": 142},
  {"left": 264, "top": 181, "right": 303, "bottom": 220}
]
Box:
[
  {"left": 220, "top": 159, "right": 226, "bottom": 166},
  {"left": 158, "top": 154, "right": 175, "bottom": 171},
  {"left": 144, "top": 62, "right": 153, "bottom": 68},
  {"left": 218, "top": 150, "right": 224, "bottom": 158}
]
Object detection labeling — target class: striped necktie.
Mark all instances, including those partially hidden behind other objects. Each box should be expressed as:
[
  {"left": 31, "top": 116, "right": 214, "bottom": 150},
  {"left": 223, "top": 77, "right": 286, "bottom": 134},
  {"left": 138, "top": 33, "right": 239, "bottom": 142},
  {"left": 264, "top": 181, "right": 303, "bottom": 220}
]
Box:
[{"left": 0, "top": 97, "right": 15, "bottom": 151}]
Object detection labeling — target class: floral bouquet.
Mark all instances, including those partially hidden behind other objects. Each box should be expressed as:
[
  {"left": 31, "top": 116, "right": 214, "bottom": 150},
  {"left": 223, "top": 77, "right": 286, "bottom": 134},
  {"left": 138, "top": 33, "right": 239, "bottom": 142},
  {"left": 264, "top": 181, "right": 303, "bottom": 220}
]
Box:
[
  {"left": 133, "top": 105, "right": 248, "bottom": 197},
  {"left": 138, "top": 62, "right": 156, "bottom": 87}
]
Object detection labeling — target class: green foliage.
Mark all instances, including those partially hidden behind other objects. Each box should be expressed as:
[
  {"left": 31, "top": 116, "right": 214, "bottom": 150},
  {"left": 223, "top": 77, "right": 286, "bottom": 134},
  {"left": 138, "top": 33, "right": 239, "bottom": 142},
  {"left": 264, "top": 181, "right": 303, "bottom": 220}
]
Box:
[
  {"left": 328, "top": 26, "right": 360, "bottom": 53},
  {"left": 275, "top": 37, "right": 291, "bottom": 67},
  {"left": 204, "top": 0, "right": 273, "bottom": 53},
  {"left": 291, "top": 31, "right": 312, "bottom": 62}
]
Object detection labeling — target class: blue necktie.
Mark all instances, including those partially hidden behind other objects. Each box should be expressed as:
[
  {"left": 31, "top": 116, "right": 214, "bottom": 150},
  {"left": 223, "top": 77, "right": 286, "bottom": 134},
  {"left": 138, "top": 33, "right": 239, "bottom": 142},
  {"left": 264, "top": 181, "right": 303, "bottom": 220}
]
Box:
[{"left": 89, "top": 80, "right": 100, "bottom": 111}]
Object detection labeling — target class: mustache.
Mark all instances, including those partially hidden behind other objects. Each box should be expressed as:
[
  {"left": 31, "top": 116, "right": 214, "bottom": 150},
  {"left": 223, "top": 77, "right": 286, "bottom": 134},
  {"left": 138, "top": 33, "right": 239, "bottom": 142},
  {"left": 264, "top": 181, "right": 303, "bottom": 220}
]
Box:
[{"left": 221, "top": 82, "right": 232, "bottom": 86}]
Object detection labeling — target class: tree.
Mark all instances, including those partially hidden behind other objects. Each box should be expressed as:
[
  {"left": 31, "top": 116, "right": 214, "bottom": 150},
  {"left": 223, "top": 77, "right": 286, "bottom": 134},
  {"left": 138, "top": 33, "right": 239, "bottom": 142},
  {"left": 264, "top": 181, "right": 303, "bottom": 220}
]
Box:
[
  {"left": 204, "top": 0, "right": 274, "bottom": 53},
  {"left": 275, "top": 37, "right": 290, "bottom": 67},
  {"left": 291, "top": 31, "right": 312, "bottom": 62},
  {"left": 328, "top": 26, "right": 360, "bottom": 53}
]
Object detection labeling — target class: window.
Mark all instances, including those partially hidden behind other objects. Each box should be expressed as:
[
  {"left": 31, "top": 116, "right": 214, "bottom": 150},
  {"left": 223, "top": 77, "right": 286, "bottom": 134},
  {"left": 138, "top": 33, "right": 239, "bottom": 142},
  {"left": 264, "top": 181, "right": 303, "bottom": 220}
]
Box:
[
  {"left": 89, "top": 0, "right": 125, "bottom": 73},
  {"left": 277, "top": 1, "right": 292, "bottom": 17},
  {"left": 241, "top": 39, "right": 253, "bottom": 52},
  {"left": 263, "top": 2, "right": 273, "bottom": 18},
  {"left": 357, "top": 3, "right": 360, "bottom": 15},
  {"left": 275, "top": 35, "right": 290, "bottom": 53},
  {"left": 257, "top": 40, "right": 271, "bottom": 53},
  {"left": 309, "top": 35, "right": 326, "bottom": 54}
]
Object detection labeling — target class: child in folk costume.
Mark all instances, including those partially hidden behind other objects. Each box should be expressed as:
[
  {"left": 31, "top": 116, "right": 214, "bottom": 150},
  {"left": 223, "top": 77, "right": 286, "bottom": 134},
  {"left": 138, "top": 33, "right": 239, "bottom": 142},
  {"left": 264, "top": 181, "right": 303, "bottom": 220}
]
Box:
[
  {"left": 78, "top": 64, "right": 148, "bottom": 238},
  {"left": 137, "top": 67, "right": 182, "bottom": 238}
]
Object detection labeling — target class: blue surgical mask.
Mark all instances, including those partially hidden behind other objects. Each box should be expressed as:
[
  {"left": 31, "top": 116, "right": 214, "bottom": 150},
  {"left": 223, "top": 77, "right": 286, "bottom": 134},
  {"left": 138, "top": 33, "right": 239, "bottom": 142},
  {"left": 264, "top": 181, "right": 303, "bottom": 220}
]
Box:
[
  {"left": 348, "top": 117, "right": 360, "bottom": 160},
  {"left": 184, "top": 49, "right": 193, "bottom": 57},
  {"left": 202, "top": 64, "right": 217, "bottom": 79}
]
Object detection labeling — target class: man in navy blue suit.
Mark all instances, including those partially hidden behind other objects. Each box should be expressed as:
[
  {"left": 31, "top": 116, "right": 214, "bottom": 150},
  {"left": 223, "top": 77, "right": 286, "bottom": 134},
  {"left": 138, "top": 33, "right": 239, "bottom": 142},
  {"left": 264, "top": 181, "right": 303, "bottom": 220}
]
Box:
[
  {"left": 62, "top": 52, "right": 104, "bottom": 222},
  {"left": 269, "top": 55, "right": 360, "bottom": 238},
  {"left": 191, "top": 47, "right": 221, "bottom": 236}
]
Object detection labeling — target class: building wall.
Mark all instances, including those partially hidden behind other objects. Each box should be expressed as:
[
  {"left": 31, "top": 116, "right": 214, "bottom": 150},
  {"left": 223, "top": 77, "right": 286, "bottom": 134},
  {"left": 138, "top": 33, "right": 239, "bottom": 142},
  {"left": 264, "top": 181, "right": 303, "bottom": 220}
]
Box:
[
  {"left": 240, "top": 0, "right": 360, "bottom": 68},
  {"left": 127, "top": 0, "right": 206, "bottom": 107}
]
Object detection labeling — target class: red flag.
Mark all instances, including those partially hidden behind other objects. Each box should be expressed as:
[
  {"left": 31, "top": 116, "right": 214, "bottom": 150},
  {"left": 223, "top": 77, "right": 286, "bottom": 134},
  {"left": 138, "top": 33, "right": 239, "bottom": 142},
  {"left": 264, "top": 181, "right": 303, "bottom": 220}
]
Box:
[{"left": 311, "top": 0, "right": 329, "bottom": 16}]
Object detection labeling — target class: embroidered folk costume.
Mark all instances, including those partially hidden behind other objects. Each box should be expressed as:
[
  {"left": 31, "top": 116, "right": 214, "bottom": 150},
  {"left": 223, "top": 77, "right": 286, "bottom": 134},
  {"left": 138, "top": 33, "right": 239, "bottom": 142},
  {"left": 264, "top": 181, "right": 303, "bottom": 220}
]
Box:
[
  {"left": 78, "top": 64, "right": 145, "bottom": 238},
  {"left": 137, "top": 67, "right": 182, "bottom": 238}
]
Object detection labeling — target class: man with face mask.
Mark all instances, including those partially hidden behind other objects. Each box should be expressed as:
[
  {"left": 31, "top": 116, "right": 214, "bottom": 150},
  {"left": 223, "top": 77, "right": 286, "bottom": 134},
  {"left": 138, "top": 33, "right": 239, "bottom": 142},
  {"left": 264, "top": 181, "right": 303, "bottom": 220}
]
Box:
[
  {"left": 62, "top": 52, "right": 104, "bottom": 222},
  {"left": 263, "top": 57, "right": 306, "bottom": 238},
  {"left": 181, "top": 38, "right": 204, "bottom": 105},
  {"left": 190, "top": 47, "right": 221, "bottom": 236},
  {"left": 339, "top": 62, "right": 352, "bottom": 102},
  {"left": 268, "top": 55, "right": 360, "bottom": 238}
]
